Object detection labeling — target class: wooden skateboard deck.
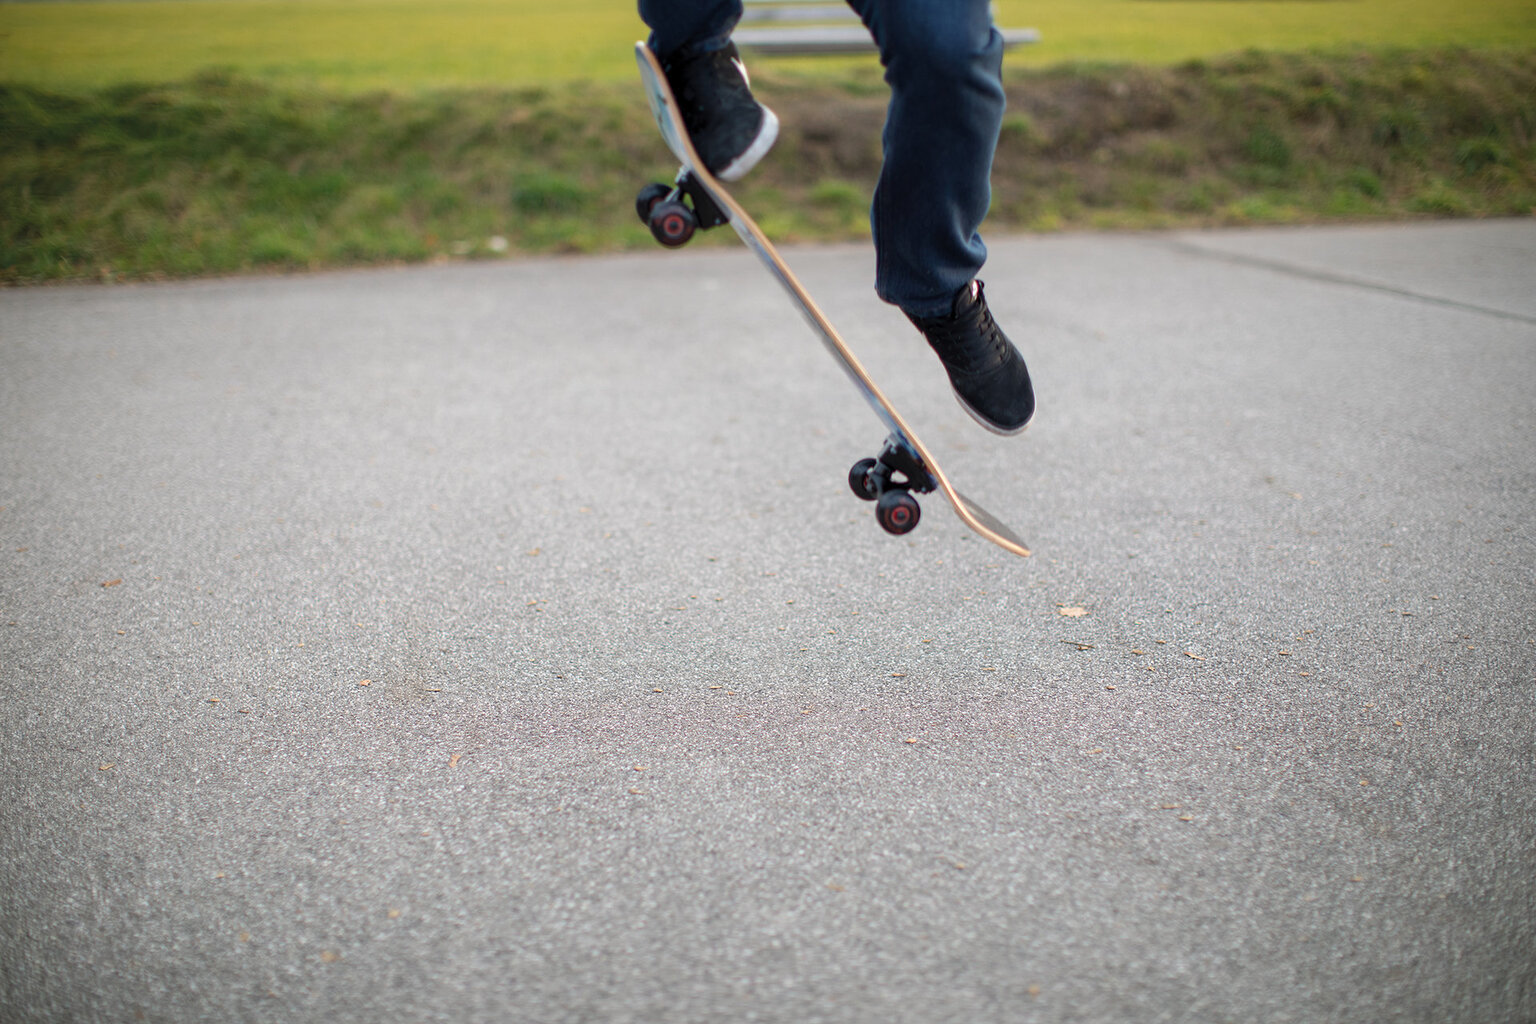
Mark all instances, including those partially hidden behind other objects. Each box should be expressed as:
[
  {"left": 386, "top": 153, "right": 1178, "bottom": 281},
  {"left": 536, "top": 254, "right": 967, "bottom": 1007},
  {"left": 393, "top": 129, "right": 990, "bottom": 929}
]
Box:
[{"left": 635, "top": 42, "right": 1029, "bottom": 558}]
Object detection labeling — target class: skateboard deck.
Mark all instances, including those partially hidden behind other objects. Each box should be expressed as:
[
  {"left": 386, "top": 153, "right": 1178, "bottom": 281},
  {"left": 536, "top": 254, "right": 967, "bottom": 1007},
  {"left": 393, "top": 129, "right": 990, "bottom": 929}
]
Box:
[{"left": 634, "top": 42, "right": 1029, "bottom": 558}]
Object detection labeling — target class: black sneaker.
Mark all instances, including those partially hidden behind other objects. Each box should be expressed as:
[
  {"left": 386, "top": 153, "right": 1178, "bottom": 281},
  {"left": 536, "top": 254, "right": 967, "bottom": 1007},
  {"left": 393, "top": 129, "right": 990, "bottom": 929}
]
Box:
[
  {"left": 906, "top": 281, "right": 1035, "bottom": 435},
  {"left": 659, "top": 42, "right": 778, "bottom": 181}
]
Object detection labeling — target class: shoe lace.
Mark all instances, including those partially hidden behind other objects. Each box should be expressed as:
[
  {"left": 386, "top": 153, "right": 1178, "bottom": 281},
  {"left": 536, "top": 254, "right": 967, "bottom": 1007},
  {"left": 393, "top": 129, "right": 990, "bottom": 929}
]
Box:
[{"left": 924, "top": 289, "right": 1008, "bottom": 371}]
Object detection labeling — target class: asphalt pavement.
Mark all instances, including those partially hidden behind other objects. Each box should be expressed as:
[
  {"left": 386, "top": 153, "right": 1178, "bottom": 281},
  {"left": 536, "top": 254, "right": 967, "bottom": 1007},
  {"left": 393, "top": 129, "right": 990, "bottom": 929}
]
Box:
[{"left": 2, "top": 220, "right": 1533, "bottom": 1023}]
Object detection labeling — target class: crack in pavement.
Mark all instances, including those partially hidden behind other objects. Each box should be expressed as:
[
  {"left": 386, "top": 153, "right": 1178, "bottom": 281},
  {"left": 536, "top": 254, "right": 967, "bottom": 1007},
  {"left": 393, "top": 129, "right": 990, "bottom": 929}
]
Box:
[{"left": 1160, "top": 237, "right": 1536, "bottom": 327}]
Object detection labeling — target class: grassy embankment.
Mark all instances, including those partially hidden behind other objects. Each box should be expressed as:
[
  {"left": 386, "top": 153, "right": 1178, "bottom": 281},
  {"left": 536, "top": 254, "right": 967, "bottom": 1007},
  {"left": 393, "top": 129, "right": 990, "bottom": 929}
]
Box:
[
  {"left": 2, "top": 0, "right": 1533, "bottom": 282},
  {"left": 6, "top": 0, "right": 1533, "bottom": 91}
]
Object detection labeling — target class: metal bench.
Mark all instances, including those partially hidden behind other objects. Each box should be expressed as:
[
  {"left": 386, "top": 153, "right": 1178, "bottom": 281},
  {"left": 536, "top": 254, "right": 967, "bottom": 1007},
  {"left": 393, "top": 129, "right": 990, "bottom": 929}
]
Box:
[{"left": 735, "top": 0, "right": 1039, "bottom": 56}]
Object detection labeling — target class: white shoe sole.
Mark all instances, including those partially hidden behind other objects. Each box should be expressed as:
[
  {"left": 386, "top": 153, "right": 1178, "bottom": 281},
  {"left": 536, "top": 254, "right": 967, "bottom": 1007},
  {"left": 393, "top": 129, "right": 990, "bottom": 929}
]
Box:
[
  {"left": 954, "top": 390, "right": 1034, "bottom": 436},
  {"left": 716, "top": 107, "right": 779, "bottom": 182}
]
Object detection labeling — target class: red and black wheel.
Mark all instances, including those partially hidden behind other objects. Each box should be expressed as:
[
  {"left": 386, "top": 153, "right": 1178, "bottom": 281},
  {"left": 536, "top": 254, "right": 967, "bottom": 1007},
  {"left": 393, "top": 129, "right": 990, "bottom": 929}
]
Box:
[
  {"left": 648, "top": 199, "right": 696, "bottom": 247},
  {"left": 848, "top": 458, "right": 880, "bottom": 501},
  {"left": 875, "top": 490, "right": 921, "bottom": 535},
  {"left": 635, "top": 183, "right": 671, "bottom": 226}
]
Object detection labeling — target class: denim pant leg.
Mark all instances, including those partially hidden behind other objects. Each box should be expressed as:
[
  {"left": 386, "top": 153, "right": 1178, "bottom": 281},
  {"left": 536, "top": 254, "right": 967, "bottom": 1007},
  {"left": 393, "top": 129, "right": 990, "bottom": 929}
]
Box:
[
  {"left": 843, "top": 0, "right": 1006, "bottom": 316},
  {"left": 638, "top": 0, "right": 743, "bottom": 59}
]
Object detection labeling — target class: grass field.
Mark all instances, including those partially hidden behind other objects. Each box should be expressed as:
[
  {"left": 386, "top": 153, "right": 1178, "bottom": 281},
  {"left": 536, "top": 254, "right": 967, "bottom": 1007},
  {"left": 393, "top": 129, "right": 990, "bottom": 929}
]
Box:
[
  {"left": 3, "top": 0, "right": 1535, "bottom": 93},
  {"left": 3, "top": 2, "right": 1533, "bottom": 282},
  {"left": 6, "top": 48, "right": 1533, "bottom": 282}
]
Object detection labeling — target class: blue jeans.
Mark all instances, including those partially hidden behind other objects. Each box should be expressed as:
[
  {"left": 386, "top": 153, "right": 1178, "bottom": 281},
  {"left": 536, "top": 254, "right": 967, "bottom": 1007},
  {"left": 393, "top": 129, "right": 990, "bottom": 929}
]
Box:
[{"left": 638, "top": 0, "right": 1006, "bottom": 318}]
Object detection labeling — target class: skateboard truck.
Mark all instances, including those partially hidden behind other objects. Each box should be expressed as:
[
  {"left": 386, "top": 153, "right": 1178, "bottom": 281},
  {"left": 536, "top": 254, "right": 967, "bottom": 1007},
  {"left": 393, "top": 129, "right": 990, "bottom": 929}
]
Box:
[
  {"left": 847, "top": 434, "right": 937, "bottom": 536},
  {"left": 635, "top": 172, "right": 728, "bottom": 248}
]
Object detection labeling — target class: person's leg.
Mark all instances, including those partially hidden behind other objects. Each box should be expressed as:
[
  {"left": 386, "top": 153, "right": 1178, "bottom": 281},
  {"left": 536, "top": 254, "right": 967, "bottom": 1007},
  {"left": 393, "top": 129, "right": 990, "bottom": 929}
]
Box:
[
  {"left": 638, "top": 0, "right": 742, "bottom": 60},
  {"left": 844, "top": 0, "right": 1006, "bottom": 316},
  {"left": 844, "top": 0, "right": 1031, "bottom": 433}
]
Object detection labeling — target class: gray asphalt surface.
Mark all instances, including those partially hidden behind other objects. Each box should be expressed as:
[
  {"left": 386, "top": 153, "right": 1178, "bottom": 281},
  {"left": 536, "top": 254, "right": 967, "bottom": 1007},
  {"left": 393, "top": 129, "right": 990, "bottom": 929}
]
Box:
[{"left": 2, "top": 220, "right": 1533, "bottom": 1023}]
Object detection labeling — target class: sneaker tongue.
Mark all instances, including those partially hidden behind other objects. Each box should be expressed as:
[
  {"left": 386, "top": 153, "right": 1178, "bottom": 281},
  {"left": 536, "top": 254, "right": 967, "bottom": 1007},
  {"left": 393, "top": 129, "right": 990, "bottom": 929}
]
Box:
[{"left": 953, "top": 280, "right": 981, "bottom": 317}]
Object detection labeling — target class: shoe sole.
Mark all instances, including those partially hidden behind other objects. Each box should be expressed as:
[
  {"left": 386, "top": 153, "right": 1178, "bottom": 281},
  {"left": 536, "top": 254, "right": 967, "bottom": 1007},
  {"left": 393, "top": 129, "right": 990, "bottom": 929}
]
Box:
[
  {"left": 716, "top": 107, "right": 779, "bottom": 182},
  {"left": 953, "top": 390, "right": 1033, "bottom": 436}
]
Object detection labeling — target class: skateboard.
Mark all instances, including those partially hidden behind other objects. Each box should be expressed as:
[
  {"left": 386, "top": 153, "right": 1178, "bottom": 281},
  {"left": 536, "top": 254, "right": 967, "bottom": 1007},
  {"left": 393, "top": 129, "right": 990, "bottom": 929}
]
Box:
[{"left": 634, "top": 42, "right": 1030, "bottom": 558}]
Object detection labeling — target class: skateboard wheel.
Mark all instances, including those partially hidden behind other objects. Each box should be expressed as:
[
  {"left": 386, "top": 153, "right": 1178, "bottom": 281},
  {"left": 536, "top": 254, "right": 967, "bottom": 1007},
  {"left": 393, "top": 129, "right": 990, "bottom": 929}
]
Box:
[
  {"left": 848, "top": 458, "right": 880, "bottom": 501},
  {"left": 635, "top": 183, "right": 671, "bottom": 226},
  {"left": 875, "top": 490, "right": 920, "bottom": 536},
  {"left": 649, "top": 199, "right": 696, "bottom": 247}
]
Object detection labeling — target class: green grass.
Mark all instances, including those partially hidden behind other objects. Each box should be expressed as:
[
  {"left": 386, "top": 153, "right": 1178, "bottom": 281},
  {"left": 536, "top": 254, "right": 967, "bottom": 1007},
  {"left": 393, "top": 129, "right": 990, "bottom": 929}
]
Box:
[
  {"left": 3, "top": 1, "right": 1533, "bottom": 282},
  {"left": 986, "top": 49, "right": 1536, "bottom": 232},
  {"left": 1, "top": 0, "right": 636, "bottom": 93},
  {"left": 4, "top": 49, "right": 1533, "bottom": 282},
  {"left": 3, "top": 0, "right": 1535, "bottom": 93},
  {"left": 1002, "top": 0, "right": 1536, "bottom": 67},
  {"left": 1, "top": 71, "right": 652, "bottom": 278}
]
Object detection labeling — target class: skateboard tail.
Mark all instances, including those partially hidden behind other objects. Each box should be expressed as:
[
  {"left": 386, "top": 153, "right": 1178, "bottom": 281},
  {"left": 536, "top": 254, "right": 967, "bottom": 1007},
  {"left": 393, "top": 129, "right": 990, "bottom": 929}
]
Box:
[{"left": 953, "top": 490, "right": 1030, "bottom": 554}]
